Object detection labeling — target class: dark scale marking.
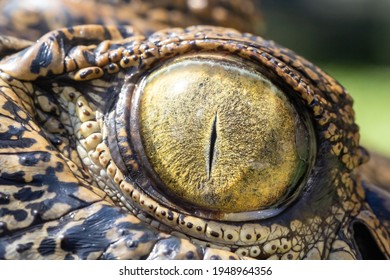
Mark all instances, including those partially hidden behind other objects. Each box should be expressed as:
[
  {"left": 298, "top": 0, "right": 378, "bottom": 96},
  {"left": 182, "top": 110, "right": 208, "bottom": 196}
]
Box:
[
  {"left": 19, "top": 152, "right": 51, "bottom": 166},
  {"left": 210, "top": 255, "right": 221, "bottom": 260},
  {"left": 30, "top": 42, "right": 53, "bottom": 74},
  {"left": 126, "top": 240, "right": 139, "bottom": 248},
  {"left": 14, "top": 188, "right": 45, "bottom": 202},
  {"left": 64, "top": 254, "right": 75, "bottom": 260},
  {"left": 210, "top": 231, "right": 220, "bottom": 238},
  {"left": 108, "top": 63, "right": 116, "bottom": 71},
  {"left": 82, "top": 50, "right": 96, "bottom": 65},
  {"left": 100, "top": 252, "right": 116, "bottom": 260},
  {"left": 0, "top": 125, "right": 36, "bottom": 149},
  {"left": 167, "top": 210, "right": 174, "bottom": 221},
  {"left": 122, "top": 57, "right": 130, "bottom": 64},
  {"left": 186, "top": 251, "right": 195, "bottom": 259},
  {"left": 117, "top": 25, "right": 134, "bottom": 38},
  {"left": 0, "top": 193, "right": 10, "bottom": 205},
  {"left": 0, "top": 171, "right": 26, "bottom": 186},
  {"left": 0, "top": 208, "right": 28, "bottom": 222},
  {"left": 16, "top": 242, "right": 33, "bottom": 254},
  {"left": 163, "top": 248, "right": 173, "bottom": 256},
  {"left": 18, "top": 164, "right": 91, "bottom": 227},
  {"left": 79, "top": 68, "right": 93, "bottom": 79},
  {"left": 38, "top": 238, "right": 56, "bottom": 256},
  {"left": 0, "top": 239, "right": 5, "bottom": 259}
]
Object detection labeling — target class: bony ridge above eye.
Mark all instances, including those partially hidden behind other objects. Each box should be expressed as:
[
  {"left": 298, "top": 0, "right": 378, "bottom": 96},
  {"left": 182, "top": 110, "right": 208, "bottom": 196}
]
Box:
[{"left": 130, "top": 54, "right": 315, "bottom": 216}]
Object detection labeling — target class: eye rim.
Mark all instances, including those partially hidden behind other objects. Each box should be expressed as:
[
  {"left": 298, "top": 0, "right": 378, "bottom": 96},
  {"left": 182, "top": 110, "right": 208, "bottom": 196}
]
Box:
[
  {"left": 109, "top": 52, "right": 317, "bottom": 222},
  {"left": 69, "top": 26, "right": 366, "bottom": 257},
  {"left": 102, "top": 28, "right": 365, "bottom": 249}
]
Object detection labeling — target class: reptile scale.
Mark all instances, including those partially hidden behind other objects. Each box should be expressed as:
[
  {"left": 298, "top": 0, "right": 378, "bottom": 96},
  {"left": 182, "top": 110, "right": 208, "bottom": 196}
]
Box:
[{"left": 0, "top": 0, "right": 389, "bottom": 260}]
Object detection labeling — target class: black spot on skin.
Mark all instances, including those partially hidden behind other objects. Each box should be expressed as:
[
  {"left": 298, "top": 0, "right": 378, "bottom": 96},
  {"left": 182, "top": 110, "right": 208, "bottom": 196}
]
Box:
[
  {"left": 30, "top": 42, "right": 53, "bottom": 74},
  {"left": 210, "top": 255, "right": 222, "bottom": 260},
  {"left": 100, "top": 252, "right": 116, "bottom": 260},
  {"left": 229, "top": 256, "right": 237, "bottom": 260},
  {"left": 210, "top": 231, "right": 220, "bottom": 238},
  {"left": 16, "top": 242, "right": 33, "bottom": 254},
  {"left": 0, "top": 221, "right": 5, "bottom": 232},
  {"left": 126, "top": 240, "right": 139, "bottom": 248},
  {"left": 186, "top": 251, "right": 195, "bottom": 259},
  {"left": 164, "top": 249, "right": 173, "bottom": 256},
  {"left": 0, "top": 239, "right": 5, "bottom": 259},
  {"left": 82, "top": 50, "right": 96, "bottom": 65},
  {"left": 227, "top": 234, "right": 233, "bottom": 240},
  {"left": 0, "top": 208, "right": 27, "bottom": 221},
  {"left": 122, "top": 57, "right": 130, "bottom": 64},
  {"left": 167, "top": 210, "right": 174, "bottom": 221},
  {"left": 65, "top": 254, "right": 75, "bottom": 260},
  {"left": 117, "top": 25, "right": 134, "bottom": 38},
  {"left": 14, "top": 187, "right": 45, "bottom": 202},
  {"left": 79, "top": 68, "right": 93, "bottom": 79},
  {"left": 108, "top": 63, "right": 116, "bottom": 71},
  {"left": 38, "top": 238, "right": 56, "bottom": 256},
  {"left": 0, "top": 124, "right": 36, "bottom": 149},
  {"left": 0, "top": 171, "right": 26, "bottom": 185},
  {"left": 196, "top": 226, "right": 202, "bottom": 231},
  {"left": 20, "top": 165, "right": 89, "bottom": 225},
  {"left": 19, "top": 152, "right": 51, "bottom": 166},
  {"left": 0, "top": 192, "right": 10, "bottom": 205},
  {"left": 102, "top": 27, "right": 113, "bottom": 40}
]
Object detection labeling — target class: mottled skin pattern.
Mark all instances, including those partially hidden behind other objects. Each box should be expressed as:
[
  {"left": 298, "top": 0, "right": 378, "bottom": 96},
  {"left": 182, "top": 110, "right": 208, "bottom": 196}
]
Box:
[{"left": 0, "top": 3, "right": 389, "bottom": 260}]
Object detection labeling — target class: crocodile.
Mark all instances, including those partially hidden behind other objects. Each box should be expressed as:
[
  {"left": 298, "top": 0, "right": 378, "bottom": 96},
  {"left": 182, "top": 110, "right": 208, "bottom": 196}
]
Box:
[{"left": 0, "top": 0, "right": 389, "bottom": 260}]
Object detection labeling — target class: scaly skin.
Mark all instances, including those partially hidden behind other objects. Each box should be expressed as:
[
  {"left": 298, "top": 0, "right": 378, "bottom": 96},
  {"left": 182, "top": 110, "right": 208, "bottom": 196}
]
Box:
[{"left": 0, "top": 3, "right": 389, "bottom": 260}]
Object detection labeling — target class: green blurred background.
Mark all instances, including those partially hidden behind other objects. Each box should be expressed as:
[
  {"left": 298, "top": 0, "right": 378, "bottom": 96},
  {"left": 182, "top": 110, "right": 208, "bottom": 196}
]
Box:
[{"left": 261, "top": 0, "right": 390, "bottom": 156}]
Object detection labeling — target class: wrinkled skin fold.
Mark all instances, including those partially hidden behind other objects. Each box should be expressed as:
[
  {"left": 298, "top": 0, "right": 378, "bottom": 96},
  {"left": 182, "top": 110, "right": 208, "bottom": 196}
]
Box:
[{"left": 0, "top": 24, "right": 389, "bottom": 260}]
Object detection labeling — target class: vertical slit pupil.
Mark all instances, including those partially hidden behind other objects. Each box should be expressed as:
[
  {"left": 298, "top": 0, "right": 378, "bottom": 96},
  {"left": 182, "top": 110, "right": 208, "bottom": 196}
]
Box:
[{"left": 208, "top": 113, "right": 218, "bottom": 177}]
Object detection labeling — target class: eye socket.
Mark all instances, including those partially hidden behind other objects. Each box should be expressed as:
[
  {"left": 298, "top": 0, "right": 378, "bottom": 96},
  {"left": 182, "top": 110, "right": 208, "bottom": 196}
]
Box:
[{"left": 131, "top": 54, "right": 315, "bottom": 215}]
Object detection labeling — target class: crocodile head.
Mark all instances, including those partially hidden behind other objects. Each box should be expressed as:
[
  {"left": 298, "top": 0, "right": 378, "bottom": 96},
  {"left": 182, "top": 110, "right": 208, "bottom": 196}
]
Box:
[{"left": 0, "top": 24, "right": 389, "bottom": 260}]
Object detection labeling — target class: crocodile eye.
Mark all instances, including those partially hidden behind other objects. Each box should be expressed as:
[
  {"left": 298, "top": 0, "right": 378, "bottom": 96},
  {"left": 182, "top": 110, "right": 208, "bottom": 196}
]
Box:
[{"left": 130, "top": 54, "right": 315, "bottom": 215}]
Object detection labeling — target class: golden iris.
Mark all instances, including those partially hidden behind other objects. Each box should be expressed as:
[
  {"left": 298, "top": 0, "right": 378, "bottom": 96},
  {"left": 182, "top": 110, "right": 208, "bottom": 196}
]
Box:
[{"left": 137, "top": 55, "right": 310, "bottom": 213}]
